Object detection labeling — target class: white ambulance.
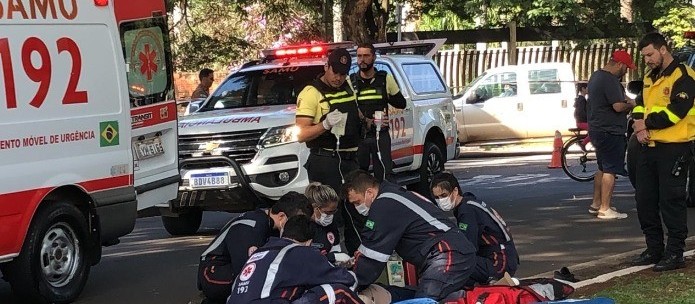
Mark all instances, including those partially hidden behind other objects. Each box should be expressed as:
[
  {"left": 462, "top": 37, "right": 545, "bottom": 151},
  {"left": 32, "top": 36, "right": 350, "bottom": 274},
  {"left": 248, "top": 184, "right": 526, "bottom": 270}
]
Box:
[
  {"left": 0, "top": 1, "right": 179, "bottom": 303},
  {"left": 166, "top": 40, "right": 457, "bottom": 235}
]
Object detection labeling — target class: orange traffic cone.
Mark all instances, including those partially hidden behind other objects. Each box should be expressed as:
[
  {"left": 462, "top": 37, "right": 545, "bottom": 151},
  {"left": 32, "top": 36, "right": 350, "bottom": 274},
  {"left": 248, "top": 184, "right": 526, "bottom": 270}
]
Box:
[{"left": 548, "top": 130, "right": 563, "bottom": 169}]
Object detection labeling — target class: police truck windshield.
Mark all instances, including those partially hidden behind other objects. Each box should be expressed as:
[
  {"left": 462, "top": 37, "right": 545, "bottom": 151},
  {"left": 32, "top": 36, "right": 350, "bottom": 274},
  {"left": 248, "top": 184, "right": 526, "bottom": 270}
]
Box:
[{"left": 198, "top": 66, "right": 324, "bottom": 112}]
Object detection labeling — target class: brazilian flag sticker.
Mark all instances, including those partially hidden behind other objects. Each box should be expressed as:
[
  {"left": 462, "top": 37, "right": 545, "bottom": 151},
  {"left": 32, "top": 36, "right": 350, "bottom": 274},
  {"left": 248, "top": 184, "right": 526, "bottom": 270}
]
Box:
[
  {"left": 100, "top": 121, "right": 120, "bottom": 147},
  {"left": 458, "top": 222, "right": 468, "bottom": 231},
  {"left": 365, "top": 220, "right": 375, "bottom": 230}
]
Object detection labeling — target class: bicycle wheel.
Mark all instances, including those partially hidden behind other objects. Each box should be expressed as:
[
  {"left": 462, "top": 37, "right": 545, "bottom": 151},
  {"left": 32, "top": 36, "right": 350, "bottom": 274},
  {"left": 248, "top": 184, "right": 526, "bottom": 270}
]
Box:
[{"left": 561, "top": 136, "right": 598, "bottom": 182}]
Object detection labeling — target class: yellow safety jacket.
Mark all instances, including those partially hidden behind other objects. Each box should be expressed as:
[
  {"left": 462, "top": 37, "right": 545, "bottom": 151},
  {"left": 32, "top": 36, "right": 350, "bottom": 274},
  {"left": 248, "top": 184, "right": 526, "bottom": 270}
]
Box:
[{"left": 632, "top": 61, "right": 695, "bottom": 144}]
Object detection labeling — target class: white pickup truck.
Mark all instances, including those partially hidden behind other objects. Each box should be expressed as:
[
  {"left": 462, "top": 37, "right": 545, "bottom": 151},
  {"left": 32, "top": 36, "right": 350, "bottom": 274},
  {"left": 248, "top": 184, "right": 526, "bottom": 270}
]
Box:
[
  {"left": 160, "top": 40, "right": 458, "bottom": 235},
  {"left": 453, "top": 62, "right": 577, "bottom": 144}
]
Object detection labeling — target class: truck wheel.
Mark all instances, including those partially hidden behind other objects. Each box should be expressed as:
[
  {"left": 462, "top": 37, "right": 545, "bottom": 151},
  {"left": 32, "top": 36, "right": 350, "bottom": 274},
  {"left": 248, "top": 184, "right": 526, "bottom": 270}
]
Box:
[
  {"left": 414, "top": 142, "right": 445, "bottom": 196},
  {"left": 162, "top": 209, "right": 203, "bottom": 236},
  {"left": 2, "top": 201, "right": 91, "bottom": 304}
]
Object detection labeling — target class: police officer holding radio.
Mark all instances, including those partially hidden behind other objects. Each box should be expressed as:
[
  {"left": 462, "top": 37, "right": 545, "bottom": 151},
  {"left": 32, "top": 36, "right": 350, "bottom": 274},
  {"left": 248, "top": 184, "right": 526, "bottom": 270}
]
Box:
[
  {"left": 296, "top": 47, "right": 364, "bottom": 255},
  {"left": 631, "top": 32, "right": 695, "bottom": 272},
  {"left": 352, "top": 43, "right": 407, "bottom": 182}
]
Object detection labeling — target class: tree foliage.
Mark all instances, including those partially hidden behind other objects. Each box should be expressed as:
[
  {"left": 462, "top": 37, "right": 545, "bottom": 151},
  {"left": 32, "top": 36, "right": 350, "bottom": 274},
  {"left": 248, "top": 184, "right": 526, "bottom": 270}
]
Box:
[
  {"left": 169, "top": 0, "right": 323, "bottom": 71},
  {"left": 652, "top": 4, "right": 695, "bottom": 48},
  {"left": 168, "top": 0, "right": 694, "bottom": 71}
]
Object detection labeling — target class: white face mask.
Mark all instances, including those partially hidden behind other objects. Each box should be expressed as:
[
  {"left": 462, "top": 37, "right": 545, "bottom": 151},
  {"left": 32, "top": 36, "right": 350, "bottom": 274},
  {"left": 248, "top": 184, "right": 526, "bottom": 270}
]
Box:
[
  {"left": 355, "top": 203, "right": 370, "bottom": 216},
  {"left": 315, "top": 212, "right": 334, "bottom": 226},
  {"left": 436, "top": 195, "right": 455, "bottom": 212}
]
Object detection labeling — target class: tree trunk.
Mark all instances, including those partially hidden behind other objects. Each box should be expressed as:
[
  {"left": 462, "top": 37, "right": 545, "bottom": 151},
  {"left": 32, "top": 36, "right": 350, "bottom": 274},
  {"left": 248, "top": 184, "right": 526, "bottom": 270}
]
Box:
[
  {"left": 342, "top": 0, "right": 372, "bottom": 44},
  {"left": 374, "top": 0, "right": 388, "bottom": 42},
  {"left": 621, "top": 0, "right": 633, "bottom": 22}
]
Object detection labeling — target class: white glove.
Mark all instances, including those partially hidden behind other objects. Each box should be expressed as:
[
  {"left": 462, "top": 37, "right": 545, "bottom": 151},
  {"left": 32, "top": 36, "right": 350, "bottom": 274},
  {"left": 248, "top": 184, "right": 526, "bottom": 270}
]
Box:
[
  {"left": 322, "top": 109, "right": 343, "bottom": 130},
  {"left": 334, "top": 253, "right": 351, "bottom": 263}
]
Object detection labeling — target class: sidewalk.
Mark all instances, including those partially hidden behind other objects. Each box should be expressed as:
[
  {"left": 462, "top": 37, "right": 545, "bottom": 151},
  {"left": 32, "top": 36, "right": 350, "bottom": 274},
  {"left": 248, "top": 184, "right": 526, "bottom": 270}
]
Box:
[{"left": 458, "top": 140, "right": 554, "bottom": 158}]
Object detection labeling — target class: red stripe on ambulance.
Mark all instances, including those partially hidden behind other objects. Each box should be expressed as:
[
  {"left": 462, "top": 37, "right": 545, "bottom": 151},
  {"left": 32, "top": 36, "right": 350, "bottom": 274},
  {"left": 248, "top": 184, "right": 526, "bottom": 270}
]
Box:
[
  {"left": 131, "top": 102, "right": 177, "bottom": 129},
  {"left": 0, "top": 175, "right": 133, "bottom": 256},
  {"left": 113, "top": 0, "right": 165, "bottom": 23}
]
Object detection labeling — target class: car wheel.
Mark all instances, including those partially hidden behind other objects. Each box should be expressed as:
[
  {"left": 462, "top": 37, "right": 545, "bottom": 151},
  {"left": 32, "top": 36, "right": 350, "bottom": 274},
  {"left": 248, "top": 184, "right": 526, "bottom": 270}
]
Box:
[
  {"left": 162, "top": 209, "right": 203, "bottom": 236},
  {"left": 2, "top": 201, "right": 91, "bottom": 304},
  {"left": 414, "top": 142, "right": 444, "bottom": 196}
]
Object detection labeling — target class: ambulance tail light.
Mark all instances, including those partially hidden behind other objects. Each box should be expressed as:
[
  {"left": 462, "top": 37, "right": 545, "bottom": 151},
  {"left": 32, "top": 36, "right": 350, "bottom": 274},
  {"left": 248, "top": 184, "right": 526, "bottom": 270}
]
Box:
[
  {"left": 685, "top": 31, "right": 695, "bottom": 39},
  {"left": 94, "top": 0, "right": 108, "bottom": 6}
]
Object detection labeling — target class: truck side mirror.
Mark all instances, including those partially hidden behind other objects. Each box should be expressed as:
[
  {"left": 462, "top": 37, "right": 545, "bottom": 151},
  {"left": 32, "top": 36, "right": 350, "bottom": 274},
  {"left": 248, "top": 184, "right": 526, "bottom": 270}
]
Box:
[{"left": 627, "top": 80, "right": 644, "bottom": 95}]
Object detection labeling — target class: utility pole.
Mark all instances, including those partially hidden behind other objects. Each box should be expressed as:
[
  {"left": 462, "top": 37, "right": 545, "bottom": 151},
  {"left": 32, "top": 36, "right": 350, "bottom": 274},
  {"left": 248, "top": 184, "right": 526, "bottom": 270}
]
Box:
[
  {"left": 396, "top": 2, "right": 402, "bottom": 41},
  {"left": 508, "top": 21, "right": 517, "bottom": 65}
]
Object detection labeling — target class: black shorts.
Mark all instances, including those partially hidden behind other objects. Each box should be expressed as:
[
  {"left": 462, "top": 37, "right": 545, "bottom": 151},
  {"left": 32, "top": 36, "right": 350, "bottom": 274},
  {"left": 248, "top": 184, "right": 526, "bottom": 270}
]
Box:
[{"left": 589, "top": 131, "right": 626, "bottom": 175}]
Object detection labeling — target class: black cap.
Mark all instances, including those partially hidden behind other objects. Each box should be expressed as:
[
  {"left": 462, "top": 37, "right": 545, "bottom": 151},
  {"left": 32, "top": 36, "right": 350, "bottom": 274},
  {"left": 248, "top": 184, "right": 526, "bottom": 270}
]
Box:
[{"left": 327, "top": 48, "right": 351, "bottom": 75}]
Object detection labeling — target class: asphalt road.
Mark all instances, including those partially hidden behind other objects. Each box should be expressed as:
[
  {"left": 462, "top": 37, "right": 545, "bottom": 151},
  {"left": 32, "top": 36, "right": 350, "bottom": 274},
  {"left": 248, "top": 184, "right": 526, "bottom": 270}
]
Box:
[{"left": 3, "top": 154, "right": 695, "bottom": 303}]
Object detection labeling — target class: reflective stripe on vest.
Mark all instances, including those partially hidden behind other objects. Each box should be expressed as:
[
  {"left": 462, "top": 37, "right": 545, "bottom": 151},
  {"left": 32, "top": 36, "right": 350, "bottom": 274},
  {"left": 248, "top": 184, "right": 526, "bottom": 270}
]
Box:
[
  {"left": 642, "top": 64, "right": 695, "bottom": 143},
  {"left": 465, "top": 200, "right": 512, "bottom": 242},
  {"left": 260, "top": 243, "right": 300, "bottom": 298}
]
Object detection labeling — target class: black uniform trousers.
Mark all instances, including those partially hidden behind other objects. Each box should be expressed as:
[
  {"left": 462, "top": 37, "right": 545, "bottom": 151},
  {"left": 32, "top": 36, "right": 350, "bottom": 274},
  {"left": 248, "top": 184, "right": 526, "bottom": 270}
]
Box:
[
  {"left": 291, "top": 284, "right": 364, "bottom": 304},
  {"left": 416, "top": 244, "right": 476, "bottom": 300},
  {"left": 357, "top": 128, "right": 394, "bottom": 183},
  {"left": 305, "top": 150, "right": 364, "bottom": 255},
  {"left": 635, "top": 141, "right": 691, "bottom": 257}
]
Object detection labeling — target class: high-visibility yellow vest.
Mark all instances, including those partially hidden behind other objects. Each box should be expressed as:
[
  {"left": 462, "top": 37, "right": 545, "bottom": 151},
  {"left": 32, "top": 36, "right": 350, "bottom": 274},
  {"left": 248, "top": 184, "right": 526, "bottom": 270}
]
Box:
[{"left": 633, "top": 64, "right": 695, "bottom": 144}]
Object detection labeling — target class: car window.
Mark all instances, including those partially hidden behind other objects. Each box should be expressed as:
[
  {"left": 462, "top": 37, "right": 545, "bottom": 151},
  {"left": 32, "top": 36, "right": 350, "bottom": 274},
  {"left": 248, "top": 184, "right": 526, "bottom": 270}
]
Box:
[
  {"left": 198, "top": 66, "right": 324, "bottom": 111},
  {"left": 529, "top": 69, "right": 561, "bottom": 95},
  {"left": 477, "top": 72, "right": 517, "bottom": 101},
  {"left": 402, "top": 63, "right": 447, "bottom": 94}
]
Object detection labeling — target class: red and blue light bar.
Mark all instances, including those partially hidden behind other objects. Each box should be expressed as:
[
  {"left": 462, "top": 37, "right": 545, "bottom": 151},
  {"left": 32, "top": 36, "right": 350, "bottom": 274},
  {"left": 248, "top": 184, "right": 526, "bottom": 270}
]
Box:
[{"left": 261, "top": 42, "right": 355, "bottom": 60}]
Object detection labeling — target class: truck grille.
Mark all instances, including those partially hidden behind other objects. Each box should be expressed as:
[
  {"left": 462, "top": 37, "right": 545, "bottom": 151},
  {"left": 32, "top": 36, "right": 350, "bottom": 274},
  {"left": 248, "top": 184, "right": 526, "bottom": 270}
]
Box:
[{"left": 178, "top": 129, "right": 266, "bottom": 164}]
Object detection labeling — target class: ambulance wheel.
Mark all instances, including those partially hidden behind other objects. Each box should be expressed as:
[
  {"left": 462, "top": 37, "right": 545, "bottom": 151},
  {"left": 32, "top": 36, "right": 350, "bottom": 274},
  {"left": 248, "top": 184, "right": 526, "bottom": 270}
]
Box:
[
  {"left": 2, "top": 201, "right": 91, "bottom": 304},
  {"left": 414, "top": 142, "right": 445, "bottom": 196},
  {"left": 162, "top": 209, "right": 202, "bottom": 236}
]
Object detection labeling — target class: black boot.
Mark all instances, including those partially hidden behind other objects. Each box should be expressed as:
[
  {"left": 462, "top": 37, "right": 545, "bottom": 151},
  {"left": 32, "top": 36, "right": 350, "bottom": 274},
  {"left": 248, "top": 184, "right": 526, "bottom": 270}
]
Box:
[
  {"left": 630, "top": 250, "right": 662, "bottom": 266},
  {"left": 653, "top": 255, "right": 685, "bottom": 272}
]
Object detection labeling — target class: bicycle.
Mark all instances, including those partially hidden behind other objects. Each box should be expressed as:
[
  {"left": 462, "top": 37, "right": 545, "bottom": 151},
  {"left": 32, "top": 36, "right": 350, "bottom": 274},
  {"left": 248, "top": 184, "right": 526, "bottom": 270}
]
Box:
[{"left": 561, "top": 128, "right": 598, "bottom": 182}]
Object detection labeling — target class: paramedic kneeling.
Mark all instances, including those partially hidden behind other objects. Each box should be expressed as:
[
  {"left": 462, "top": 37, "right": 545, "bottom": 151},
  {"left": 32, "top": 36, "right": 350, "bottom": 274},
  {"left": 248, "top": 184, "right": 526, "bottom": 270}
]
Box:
[
  {"left": 430, "top": 172, "right": 519, "bottom": 285},
  {"left": 227, "top": 215, "right": 363, "bottom": 304},
  {"left": 197, "top": 192, "right": 311, "bottom": 303},
  {"left": 345, "top": 170, "right": 476, "bottom": 301}
]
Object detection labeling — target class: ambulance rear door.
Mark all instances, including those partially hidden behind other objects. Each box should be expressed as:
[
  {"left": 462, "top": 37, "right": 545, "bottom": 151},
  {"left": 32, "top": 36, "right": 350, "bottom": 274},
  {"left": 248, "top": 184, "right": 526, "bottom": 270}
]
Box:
[{"left": 116, "top": 6, "right": 179, "bottom": 210}]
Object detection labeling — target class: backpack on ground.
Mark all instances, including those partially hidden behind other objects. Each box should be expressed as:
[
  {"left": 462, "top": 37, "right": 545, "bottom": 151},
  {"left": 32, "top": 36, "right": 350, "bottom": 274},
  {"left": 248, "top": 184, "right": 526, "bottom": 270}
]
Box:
[{"left": 445, "top": 278, "right": 575, "bottom": 304}]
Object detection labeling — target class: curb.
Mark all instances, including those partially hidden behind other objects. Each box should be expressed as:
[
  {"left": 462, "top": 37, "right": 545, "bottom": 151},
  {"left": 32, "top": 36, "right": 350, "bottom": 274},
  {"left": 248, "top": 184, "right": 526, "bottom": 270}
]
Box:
[{"left": 526, "top": 235, "right": 695, "bottom": 290}]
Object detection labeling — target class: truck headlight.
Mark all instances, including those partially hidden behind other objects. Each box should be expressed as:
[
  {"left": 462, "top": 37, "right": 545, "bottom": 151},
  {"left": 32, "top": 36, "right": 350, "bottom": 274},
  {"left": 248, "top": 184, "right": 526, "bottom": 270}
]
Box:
[{"left": 258, "top": 125, "right": 299, "bottom": 148}]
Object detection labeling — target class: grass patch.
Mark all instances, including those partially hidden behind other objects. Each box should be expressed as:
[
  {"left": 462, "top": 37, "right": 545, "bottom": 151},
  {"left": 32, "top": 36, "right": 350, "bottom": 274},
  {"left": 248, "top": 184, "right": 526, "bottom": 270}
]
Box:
[{"left": 593, "top": 271, "right": 695, "bottom": 304}]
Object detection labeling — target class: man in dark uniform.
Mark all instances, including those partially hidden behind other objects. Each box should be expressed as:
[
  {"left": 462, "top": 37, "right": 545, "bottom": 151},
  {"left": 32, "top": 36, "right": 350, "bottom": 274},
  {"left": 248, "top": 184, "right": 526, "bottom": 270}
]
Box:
[
  {"left": 296, "top": 48, "right": 364, "bottom": 255},
  {"left": 227, "top": 215, "right": 363, "bottom": 304},
  {"left": 344, "top": 170, "right": 476, "bottom": 301},
  {"left": 197, "top": 192, "right": 312, "bottom": 303},
  {"left": 631, "top": 32, "right": 695, "bottom": 271},
  {"left": 351, "top": 43, "right": 407, "bottom": 182},
  {"left": 430, "top": 172, "right": 519, "bottom": 285}
]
